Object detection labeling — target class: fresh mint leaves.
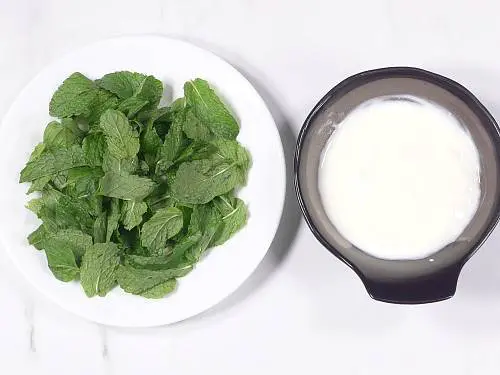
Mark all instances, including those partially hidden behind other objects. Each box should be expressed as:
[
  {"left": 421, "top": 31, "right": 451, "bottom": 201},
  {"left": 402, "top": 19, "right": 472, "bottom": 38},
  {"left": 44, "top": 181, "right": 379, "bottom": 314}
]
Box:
[{"left": 20, "top": 71, "right": 250, "bottom": 299}]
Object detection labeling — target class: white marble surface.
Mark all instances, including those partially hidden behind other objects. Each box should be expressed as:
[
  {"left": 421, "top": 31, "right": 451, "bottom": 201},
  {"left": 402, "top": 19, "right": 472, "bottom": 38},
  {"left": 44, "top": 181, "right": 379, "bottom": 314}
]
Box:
[{"left": 2, "top": 0, "right": 500, "bottom": 374}]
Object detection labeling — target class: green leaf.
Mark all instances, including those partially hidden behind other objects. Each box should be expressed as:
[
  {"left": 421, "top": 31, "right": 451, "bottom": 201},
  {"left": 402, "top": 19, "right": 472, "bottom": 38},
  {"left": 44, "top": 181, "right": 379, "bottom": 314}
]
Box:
[
  {"left": 155, "top": 117, "right": 186, "bottom": 175},
  {"left": 51, "top": 171, "right": 68, "bottom": 190},
  {"left": 124, "top": 254, "right": 171, "bottom": 268},
  {"left": 64, "top": 167, "right": 103, "bottom": 199},
  {"left": 20, "top": 145, "right": 88, "bottom": 182},
  {"left": 166, "top": 231, "right": 202, "bottom": 266},
  {"left": 28, "top": 143, "right": 46, "bottom": 162},
  {"left": 61, "top": 118, "right": 86, "bottom": 138},
  {"left": 28, "top": 224, "right": 52, "bottom": 250},
  {"left": 136, "top": 75, "right": 164, "bottom": 110},
  {"left": 183, "top": 110, "right": 211, "bottom": 141},
  {"left": 106, "top": 198, "right": 120, "bottom": 242},
  {"left": 44, "top": 243, "right": 79, "bottom": 282},
  {"left": 184, "top": 79, "right": 239, "bottom": 139},
  {"left": 123, "top": 252, "right": 194, "bottom": 272},
  {"left": 141, "top": 207, "right": 183, "bottom": 253},
  {"left": 212, "top": 195, "right": 248, "bottom": 246},
  {"left": 120, "top": 201, "right": 147, "bottom": 230},
  {"left": 32, "top": 187, "right": 93, "bottom": 234},
  {"left": 26, "top": 197, "right": 44, "bottom": 216},
  {"left": 174, "top": 141, "right": 217, "bottom": 165},
  {"left": 44, "top": 228, "right": 93, "bottom": 272},
  {"left": 153, "top": 98, "right": 186, "bottom": 138},
  {"left": 141, "top": 121, "right": 162, "bottom": 168},
  {"left": 39, "top": 193, "right": 94, "bottom": 234},
  {"left": 211, "top": 139, "right": 251, "bottom": 170},
  {"left": 82, "top": 133, "right": 107, "bottom": 166},
  {"left": 145, "top": 186, "right": 173, "bottom": 212},
  {"left": 93, "top": 211, "right": 107, "bottom": 243},
  {"left": 27, "top": 176, "right": 51, "bottom": 194},
  {"left": 99, "top": 109, "right": 140, "bottom": 160},
  {"left": 171, "top": 159, "right": 243, "bottom": 204},
  {"left": 102, "top": 152, "right": 138, "bottom": 174},
  {"left": 43, "top": 121, "right": 79, "bottom": 150},
  {"left": 117, "top": 97, "right": 149, "bottom": 118},
  {"left": 186, "top": 203, "right": 221, "bottom": 261},
  {"left": 98, "top": 172, "right": 156, "bottom": 200},
  {"left": 80, "top": 243, "right": 121, "bottom": 297},
  {"left": 49, "top": 72, "right": 99, "bottom": 118},
  {"left": 97, "top": 71, "right": 148, "bottom": 99},
  {"left": 116, "top": 265, "right": 182, "bottom": 298},
  {"left": 86, "top": 89, "right": 120, "bottom": 125}
]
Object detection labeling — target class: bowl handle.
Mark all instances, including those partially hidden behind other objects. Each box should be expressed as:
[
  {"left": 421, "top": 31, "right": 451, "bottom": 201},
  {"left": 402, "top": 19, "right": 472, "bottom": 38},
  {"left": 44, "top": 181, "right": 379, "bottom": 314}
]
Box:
[{"left": 361, "top": 264, "right": 462, "bottom": 304}]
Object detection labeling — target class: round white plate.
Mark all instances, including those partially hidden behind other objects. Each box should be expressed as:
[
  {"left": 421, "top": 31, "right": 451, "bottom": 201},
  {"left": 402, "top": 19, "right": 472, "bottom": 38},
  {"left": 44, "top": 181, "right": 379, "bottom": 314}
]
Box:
[{"left": 0, "top": 36, "right": 285, "bottom": 327}]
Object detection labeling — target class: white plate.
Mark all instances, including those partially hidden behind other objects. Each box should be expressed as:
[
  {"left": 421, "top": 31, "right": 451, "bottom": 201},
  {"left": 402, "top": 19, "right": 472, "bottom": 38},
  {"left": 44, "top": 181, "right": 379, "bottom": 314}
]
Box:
[{"left": 0, "top": 36, "right": 285, "bottom": 327}]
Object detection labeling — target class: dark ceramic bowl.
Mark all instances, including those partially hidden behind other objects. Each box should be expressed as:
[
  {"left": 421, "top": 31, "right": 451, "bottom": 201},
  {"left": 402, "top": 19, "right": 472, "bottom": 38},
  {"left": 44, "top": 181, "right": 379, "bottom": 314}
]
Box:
[{"left": 295, "top": 67, "right": 500, "bottom": 304}]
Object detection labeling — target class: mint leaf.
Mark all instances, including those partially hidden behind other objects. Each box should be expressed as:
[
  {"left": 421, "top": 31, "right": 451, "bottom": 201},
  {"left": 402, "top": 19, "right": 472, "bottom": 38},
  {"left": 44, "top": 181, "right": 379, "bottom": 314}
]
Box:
[
  {"left": 64, "top": 167, "right": 103, "bottom": 199},
  {"left": 82, "top": 133, "right": 107, "bottom": 166},
  {"left": 166, "top": 231, "right": 202, "bottom": 266},
  {"left": 171, "top": 159, "right": 243, "bottom": 204},
  {"left": 106, "top": 198, "right": 120, "bottom": 242},
  {"left": 20, "top": 145, "right": 87, "bottom": 182},
  {"left": 141, "top": 121, "right": 162, "bottom": 168},
  {"left": 212, "top": 195, "right": 248, "bottom": 246},
  {"left": 38, "top": 192, "right": 94, "bottom": 234},
  {"left": 49, "top": 72, "right": 100, "bottom": 118},
  {"left": 117, "top": 97, "right": 149, "bottom": 118},
  {"left": 97, "top": 71, "right": 147, "bottom": 99},
  {"left": 27, "top": 176, "right": 51, "bottom": 194},
  {"left": 99, "top": 109, "right": 140, "bottom": 160},
  {"left": 26, "top": 197, "right": 44, "bottom": 216},
  {"left": 153, "top": 98, "right": 186, "bottom": 138},
  {"left": 211, "top": 139, "right": 251, "bottom": 170},
  {"left": 145, "top": 186, "right": 173, "bottom": 212},
  {"left": 136, "top": 75, "right": 164, "bottom": 111},
  {"left": 174, "top": 141, "right": 217, "bottom": 165},
  {"left": 183, "top": 110, "right": 211, "bottom": 141},
  {"left": 123, "top": 253, "right": 194, "bottom": 272},
  {"left": 28, "top": 224, "right": 51, "bottom": 250},
  {"left": 141, "top": 207, "right": 183, "bottom": 253},
  {"left": 80, "top": 243, "right": 121, "bottom": 297},
  {"left": 120, "top": 201, "right": 147, "bottom": 230},
  {"left": 93, "top": 211, "right": 107, "bottom": 243},
  {"left": 102, "top": 152, "right": 138, "bottom": 174},
  {"left": 43, "top": 229, "right": 93, "bottom": 281},
  {"left": 116, "top": 265, "right": 181, "bottom": 298},
  {"left": 28, "top": 143, "right": 46, "bottom": 162},
  {"left": 186, "top": 203, "right": 221, "bottom": 261},
  {"left": 155, "top": 116, "right": 186, "bottom": 174},
  {"left": 51, "top": 171, "right": 68, "bottom": 190},
  {"left": 184, "top": 79, "right": 239, "bottom": 139},
  {"left": 98, "top": 172, "right": 156, "bottom": 200},
  {"left": 44, "top": 242, "right": 79, "bottom": 282},
  {"left": 86, "top": 89, "right": 120, "bottom": 125},
  {"left": 43, "top": 121, "right": 80, "bottom": 150}
]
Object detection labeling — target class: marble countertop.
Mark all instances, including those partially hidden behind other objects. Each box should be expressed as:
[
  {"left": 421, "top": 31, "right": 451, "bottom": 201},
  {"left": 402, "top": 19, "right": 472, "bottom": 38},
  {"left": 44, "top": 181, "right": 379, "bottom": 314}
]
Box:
[{"left": 2, "top": 0, "right": 500, "bottom": 374}]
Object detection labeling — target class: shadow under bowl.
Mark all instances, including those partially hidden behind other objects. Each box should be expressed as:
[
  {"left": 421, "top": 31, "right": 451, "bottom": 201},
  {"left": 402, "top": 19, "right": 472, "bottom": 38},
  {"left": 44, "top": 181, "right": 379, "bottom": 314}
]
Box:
[{"left": 295, "top": 67, "right": 500, "bottom": 304}]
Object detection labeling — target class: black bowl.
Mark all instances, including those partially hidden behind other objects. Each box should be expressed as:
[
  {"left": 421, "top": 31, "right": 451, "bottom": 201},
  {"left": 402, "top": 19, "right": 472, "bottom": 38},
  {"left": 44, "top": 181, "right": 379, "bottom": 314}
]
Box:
[{"left": 295, "top": 67, "right": 500, "bottom": 304}]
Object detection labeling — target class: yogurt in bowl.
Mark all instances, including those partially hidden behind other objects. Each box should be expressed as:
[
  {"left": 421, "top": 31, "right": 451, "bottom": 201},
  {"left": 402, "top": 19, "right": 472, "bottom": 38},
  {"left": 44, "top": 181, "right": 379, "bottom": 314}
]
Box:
[
  {"left": 319, "top": 96, "right": 481, "bottom": 260},
  {"left": 295, "top": 67, "right": 500, "bottom": 304}
]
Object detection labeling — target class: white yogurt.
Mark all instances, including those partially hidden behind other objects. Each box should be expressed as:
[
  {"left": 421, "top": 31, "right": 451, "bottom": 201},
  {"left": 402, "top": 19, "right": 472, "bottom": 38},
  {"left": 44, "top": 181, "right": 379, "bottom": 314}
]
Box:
[{"left": 319, "top": 96, "right": 481, "bottom": 260}]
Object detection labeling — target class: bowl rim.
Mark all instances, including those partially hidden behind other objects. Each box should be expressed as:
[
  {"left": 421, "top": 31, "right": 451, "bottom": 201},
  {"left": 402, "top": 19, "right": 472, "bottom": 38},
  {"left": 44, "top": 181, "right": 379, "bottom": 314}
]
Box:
[{"left": 294, "top": 66, "right": 500, "bottom": 301}]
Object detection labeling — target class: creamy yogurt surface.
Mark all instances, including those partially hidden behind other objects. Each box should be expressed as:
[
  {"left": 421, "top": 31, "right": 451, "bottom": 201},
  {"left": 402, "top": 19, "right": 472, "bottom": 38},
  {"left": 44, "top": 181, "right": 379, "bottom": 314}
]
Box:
[{"left": 319, "top": 96, "right": 481, "bottom": 260}]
